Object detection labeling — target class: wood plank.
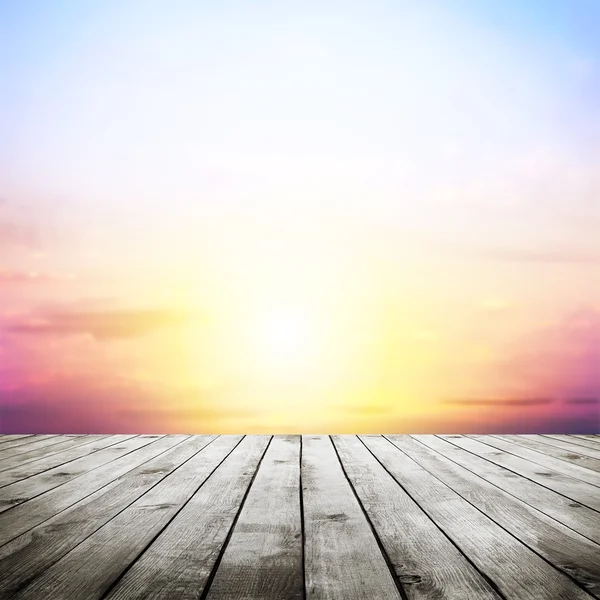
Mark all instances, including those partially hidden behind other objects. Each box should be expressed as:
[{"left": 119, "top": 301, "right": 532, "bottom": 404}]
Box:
[
  {"left": 102, "top": 435, "right": 268, "bottom": 600},
  {"left": 420, "top": 435, "right": 600, "bottom": 544},
  {"left": 0, "top": 435, "right": 111, "bottom": 473},
  {"left": 461, "top": 435, "right": 600, "bottom": 508},
  {"left": 0, "top": 435, "right": 160, "bottom": 513},
  {"left": 0, "top": 436, "right": 37, "bottom": 447},
  {"left": 302, "top": 435, "right": 402, "bottom": 600},
  {"left": 43, "top": 435, "right": 265, "bottom": 600},
  {"left": 332, "top": 435, "right": 502, "bottom": 600},
  {"left": 492, "top": 435, "right": 600, "bottom": 474},
  {"left": 398, "top": 435, "right": 600, "bottom": 597},
  {"left": 0, "top": 435, "right": 138, "bottom": 487},
  {"left": 370, "top": 435, "right": 595, "bottom": 600},
  {"left": 0, "top": 435, "right": 217, "bottom": 600},
  {"left": 472, "top": 436, "right": 600, "bottom": 488},
  {"left": 0, "top": 436, "right": 66, "bottom": 461},
  {"left": 204, "top": 435, "right": 303, "bottom": 600},
  {"left": 540, "top": 435, "right": 600, "bottom": 457},
  {"left": 0, "top": 435, "right": 184, "bottom": 547},
  {"left": 568, "top": 435, "right": 600, "bottom": 447}
]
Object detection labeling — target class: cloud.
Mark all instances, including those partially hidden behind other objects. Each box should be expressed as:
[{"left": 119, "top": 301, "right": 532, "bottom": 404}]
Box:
[
  {"left": 329, "top": 404, "right": 391, "bottom": 416},
  {"left": 477, "top": 247, "right": 600, "bottom": 265},
  {"left": 0, "top": 221, "right": 39, "bottom": 250},
  {"left": 4, "top": 308, "right": 191, "bottom": 340},
  {"left": 564, "top": 398, "right": 599, "bottom": 405},
  {"left": 441, "top": 398, "right": 554, "bottom": 407},
  {"left": 0, "top": 198, "right": 43, "bottom": 250},
  {"left": 0, "top": 374, "right": 259, "bottom": 433},
  {"left": 492, "top": 307, "right": 600, "bottom": 399},
  {"left": 0, "top": 270, "right": 76, "bottom": 284},
  {"left": 447, "top": 244, "right": 600, "bottom": 265},
  {"left": 120, "top": 406, "right": 258, "bottom": 421}
]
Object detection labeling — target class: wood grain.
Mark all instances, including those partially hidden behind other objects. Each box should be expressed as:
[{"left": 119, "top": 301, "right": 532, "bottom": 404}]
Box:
[
  {"left": 0, "top": 436, "right": 67, "bottom": 463},
  {"left": 0, "top": 435, "right": 181, "bottom": 546},
  {"left": 0, "top": 435, "right": 138, "bottom": 487},
  {"left": 493, "top": 435, "right": 600, "bottom": 473},
  {"left": 0, "top": 435, "right": 163, "bottom": 513},
  {"left": 402, "top": 435, "right": 600, "bottom": 597},
  {"left": 0, "top": 435, "right": 114, "bottom": 475},
  {"left": 10, "top": 435, "right": 248, "bottom": 600},
  {"left": 421, "top": 435, "right": 600, "bottom": 544},
  {"left": 0, "top": 435, "right": 217, "bottom": 600},
  {"left": 469, "top": 435, "right": 600, "bottom": 487},
  {"left": 374, "top": 435, "right": 595, "bottom": 600},
  {"left": 302, "top": 435, "right": 402, "bottom": 600},
  {"left": 104, "top": 435, "right": 268, "bottom": 600},
  {"left": 0, "top": 434, "right": 597, "bottom": 600},
  {"left": 205, "top": 435, "right": 303, "bottom": 600},
  {"left": 538, "top": 435, "right": 600, "bottom": 458},
  {"left": 0, "top": 436, "right": 37, "bottom": 448},
  {"left": 455, "top": 435, "right": 600, "bottom": 509},
  {"left": 332, "top": 435, "right": 501, "bottom": 600}
]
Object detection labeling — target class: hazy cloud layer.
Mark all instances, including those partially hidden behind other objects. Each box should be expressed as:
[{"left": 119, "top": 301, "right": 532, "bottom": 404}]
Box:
[
  {"left": 4, "top": 308, "right": 191, "bottom": 340},
  {"left": 0, "top": 375, "right": 246, "bottom": 433},
  {"left": 493, "top": 307, "right": 600, "bottom": 399},
  {"left": 565, "top": 398, "right": 599, "bottom": 405},
  {"left": 441, "top": 398, "right": 554, "bottom": 407},
  {"left": 0, "top": 270, "right": 76, "bottom": 284}
]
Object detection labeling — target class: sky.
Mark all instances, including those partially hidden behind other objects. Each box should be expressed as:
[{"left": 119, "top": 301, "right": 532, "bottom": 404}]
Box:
[{"left": 1, "top": 0, "right": 599, "bottom": 433}]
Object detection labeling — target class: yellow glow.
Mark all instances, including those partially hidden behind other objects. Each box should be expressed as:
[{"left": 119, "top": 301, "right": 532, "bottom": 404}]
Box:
[{"left": 250, "top": 306, "right": 325, "bottom": 377}]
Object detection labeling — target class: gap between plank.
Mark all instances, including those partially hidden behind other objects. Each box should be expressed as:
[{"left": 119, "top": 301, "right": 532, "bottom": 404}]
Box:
[
  {"left": 451, "top": 436, "right": 600, "bottom": 509},
  {"left": 0, "top": 435, "right": 140, "bottom": 489},
  {"left": 8, "top": 435, "right": 210, "bottom": 598},
  {"left": 0, "top": 435, "right": 183, "bottom": 549},
  {"left": 368, "top": 436, "right": 509, "bottom": 600},
  {"left": 329, "top": 435, "right": 409, "bottom": 600},
  {"left": 402, "top": 436, "right": 600, "bottom": 598},
  {"left": 426, "top": 435, "right": 600, "bottom": 546},
  {"left": 197, "top": 435, "right": 273, "bottom": 600},
  {"left": 299, "top": 435, "right": 307, "bottom": 600}
]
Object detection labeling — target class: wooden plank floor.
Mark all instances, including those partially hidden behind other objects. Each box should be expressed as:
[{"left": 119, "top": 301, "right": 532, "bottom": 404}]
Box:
[{"left": 0, "top": 434, "right": 599, "bottom": 600}]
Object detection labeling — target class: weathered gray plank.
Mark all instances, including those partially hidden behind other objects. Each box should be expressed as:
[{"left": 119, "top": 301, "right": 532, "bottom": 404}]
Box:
[
  {"left": 462, "top": 435, "right": 600, "bottom": 506},
  {"left": 96, "top": 436, "right": 267, "bottom": 600},
  {"left": 0, "top": 435, "right": 111, "bottom": 473},
  {"left": 421, "top": 435, "right": 600, "bottom": 544},
  {"left": 0, "top": 435, "right": 138, "bottom": 487},
  {"left": 302, "top": 435, "right": 402, "bottom": 600},
  {"left": 0, "top": 436, "right": 67, "bottom": 462},
  {"left": 493, "top": 435, "right": 600, "bottom": 474},
  {"left": 11, "top": 436, "right": 249, "bottom": 600},
  {"left": 332, "top": 435, "right": 502, "bottom": 600},
  {"left": 0, "top": 436, "right": 36, "bottom": 447},
  {"left": 400, "top": 435, "right": 600, "bottom": 597},
  {"left": 0, "top": 435, "right": 216, "bottom": 600},
  {"left": 0, "top": 435, "right": 161, "bottom": 513},
  {"left": 0, "top": 435, "right": 183, "bottom": 547},
  {"left": 568, "top": 435, "right": 600, "bottom": 447},
  {"left": 371, "top": 435, "right": 595, "bottom": 600},
  {"left": 204, "top": 435, "right": 302, "bottom": 600},
  {"left": 539, "top": 435, "right": 600, "bottom": 458},
  {"left": 467, "top": 436, "right": 600, "bottom": 488}
]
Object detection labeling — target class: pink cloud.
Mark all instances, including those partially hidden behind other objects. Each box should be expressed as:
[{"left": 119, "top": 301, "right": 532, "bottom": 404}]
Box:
[
  {"left": 494, "top": 307, "right": 600, "bottom": 400},
  {"left": 0, "top": 270, "right": 76, "bottom": 284},
  {"left": 0, "top": 373, "right": 254, "bottom": 433}
]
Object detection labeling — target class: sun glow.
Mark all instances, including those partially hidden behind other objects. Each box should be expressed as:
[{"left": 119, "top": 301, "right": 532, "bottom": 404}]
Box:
[{"left": 250, "top": 306, "right": 328, "bottom": 377}]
